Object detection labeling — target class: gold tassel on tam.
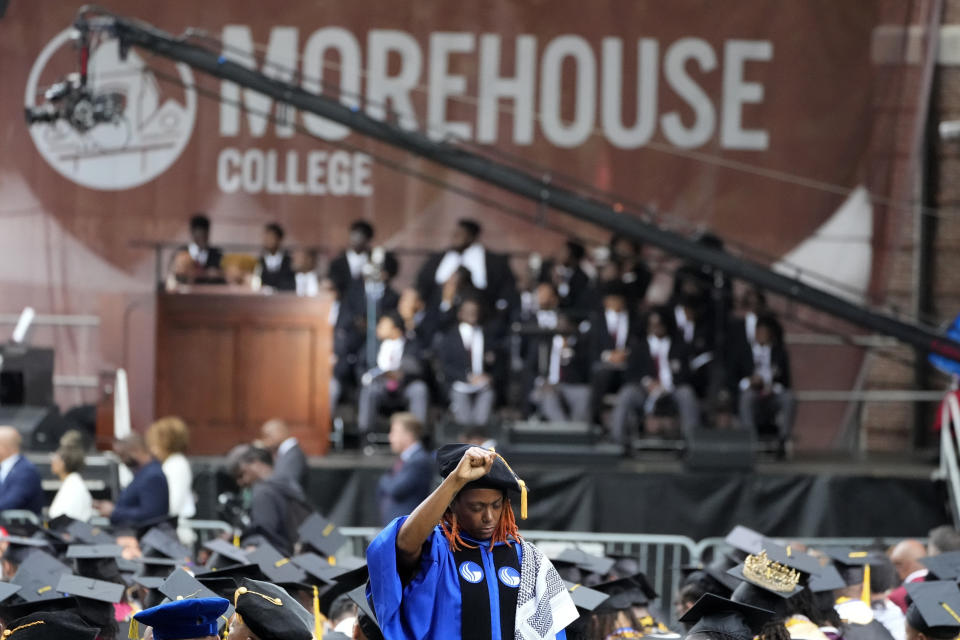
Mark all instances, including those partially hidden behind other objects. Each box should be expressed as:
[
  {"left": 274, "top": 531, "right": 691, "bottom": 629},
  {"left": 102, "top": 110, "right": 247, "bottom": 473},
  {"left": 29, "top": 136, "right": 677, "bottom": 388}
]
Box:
[
  {"left": 861, "top": 564, "right": 871, "bottom": 606},
  {"left": 313, "top": 585, "right": 324, "bottom": 640},
  {"left": 128, "top": 619, "right": 139, "bottom": 640},
  {"left": 519, "top": 480, "right": 528, "bottom": 520}
]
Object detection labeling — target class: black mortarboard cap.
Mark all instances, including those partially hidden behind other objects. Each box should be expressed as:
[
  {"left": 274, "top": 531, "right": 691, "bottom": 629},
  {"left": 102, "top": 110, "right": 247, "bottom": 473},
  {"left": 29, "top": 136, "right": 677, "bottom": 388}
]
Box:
[
  {"left": 11, "top": 551, "right": 73, "bottom": 602},
  {"left": 290, "top": 552, "right": 340, "bottom": 585},
  {"left": 203, "top": 539, "right": 249, "bottom": 570},
  {"left": 133, "top": 576, "right": 166, "bottom": 590},
  {"left": 762, "top": 542, "right": 823, "bottom": 581},
  {"left": 680, "top": 593, "right": 775, "bottom": 636},
  {"left": 725, "top": 526, "right": 765, "bottom": 555},
  {"left": 247, "top": 542, "right": 308, "bottom": 584},
  {"left": 0, "top": 582, "right": 22, "bottom": 604},
  {"left": 727, "top": 552, "right": 805, "bottom": 601},
  {"left": 160, "top": 567, "right": 235, "bottom": 629},
  {"left": 348, "top": 584, "right": 384, "bottom": 640},
  {"left": 0, "top": 610, "right": 100, "bottom": 640},
  {"left": 906, "top": 580, "right": 960, "bottom": 638},
  {"left": 55, "top": 575, "right": 124, "bottom": 604},
  {"left": 61, "top": 520, "right": 114, "bottom": 545},
  {"left": 193, "top": 563, "right": 269, "bottom": 583},
  {"left": 318, "top": 565, "right": 369, "bottom": 616},
  {"left": 564, "top": 581, "right": 610, "bottom": 612},
  {"left": 195, "top": 576, "right": 241, "bottom": 602},
  {"left": 133, "top": 515, "right": 180, "bottom": 540},
  {"left": 809, "top": 564, "right": 846, "bottom": 593},
  {"left": 140, "top": 528, "right": 191, "bottom": 563},
  {"left": 66, "top": 544, "right": 123, "bottom": 560},
  {"left": 436, "top": 444, "right": 528, "bottom": 518},
  {"left": 921, "top": 552, "right": 960, "bottom": 581},
  {"left": 821, "top": 547, "right": 871, "bottom": 585},
  {"left": 234, "top": 578, "right": 313, "bottom": 640},
  {"left": 297, "top": 513, "right": 346, "bottom": 558},
  {"left": 0, "top": 536, "right": 54, "bottom": 566},
  {"left": 593, "top": 572, "right": 658, "bottom": 609},
  {"left": 551, "top": 548, "right": 615, "bottom": 578}
]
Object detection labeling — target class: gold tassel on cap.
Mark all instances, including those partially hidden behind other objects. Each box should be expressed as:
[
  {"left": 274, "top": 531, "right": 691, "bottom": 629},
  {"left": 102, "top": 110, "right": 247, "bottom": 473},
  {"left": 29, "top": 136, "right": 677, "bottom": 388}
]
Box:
[
  {"left": 128, "top": 619, "right": 139, "bottom": 640},
  {"left": 313, "top": 585, "right": 324, "bottom": 640},
  {"left": 494, "top": 453, "right": 529, "bottom": 520},
  {"left": 860, "top": 564, "right": 871, "bottom": 606},
  {"left": 519, "top": 480, "right": 528, "bottom": 520}
]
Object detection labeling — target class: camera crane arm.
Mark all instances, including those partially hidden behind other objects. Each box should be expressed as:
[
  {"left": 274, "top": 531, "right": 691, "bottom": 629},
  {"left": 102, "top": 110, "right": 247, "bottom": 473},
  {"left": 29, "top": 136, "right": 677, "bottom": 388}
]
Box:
[{"left": 66, "top": 5, "right": 960, "bottom": 362}]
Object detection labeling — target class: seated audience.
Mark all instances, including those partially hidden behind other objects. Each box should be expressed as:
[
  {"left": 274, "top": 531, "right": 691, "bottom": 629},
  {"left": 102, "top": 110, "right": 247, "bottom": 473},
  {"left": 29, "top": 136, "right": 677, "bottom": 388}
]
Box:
[
  {"left": 522, "top": 287, "right": 593, "bottom": 422},
  {"left": 260, "top": 418, "right": 308, "bottom": 490},
  {"left": 95, "top": 434, "right": 170, "bottom": 527},
  {"left": 434, "top": 296, "right": 500, "bottom": 427},
  {"left": 376, "top": 412, "right": 433, "bottom": 525},
  {"left": 588, "top": 280, "right": 637, "bottom": 423},
  {"left": 609, "top": 306, "right": 700, "bottom": 446},
  {"left": 358, "top": 311, "right": 430, "bottom": 437},
  {"left": 736, "top": 313, "right": 795, "bottom": 445},
  {"left": 48, "top": 435, "right": 93, "bottom": 521},
  {"left": 0, "top": 425, "right": 43, "bottom": 515},
  {"left": 257, "top": 222, "right": 296, "bottom": 291},
  {"left": 146, "top": 417, "right": 197, "bottom": 545}
]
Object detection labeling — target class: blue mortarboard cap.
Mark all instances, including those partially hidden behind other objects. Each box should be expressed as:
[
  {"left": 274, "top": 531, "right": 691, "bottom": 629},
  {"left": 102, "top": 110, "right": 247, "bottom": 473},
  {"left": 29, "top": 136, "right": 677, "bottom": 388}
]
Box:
[{"left": 132, "top": 597, "right": 230, "bottom": 640}]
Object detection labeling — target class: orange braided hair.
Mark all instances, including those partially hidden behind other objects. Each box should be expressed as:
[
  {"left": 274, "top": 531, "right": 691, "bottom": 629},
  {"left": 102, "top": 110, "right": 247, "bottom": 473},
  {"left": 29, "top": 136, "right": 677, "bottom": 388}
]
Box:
[{"left": 441, "top": 496, "right": 523, "bottom": 552}]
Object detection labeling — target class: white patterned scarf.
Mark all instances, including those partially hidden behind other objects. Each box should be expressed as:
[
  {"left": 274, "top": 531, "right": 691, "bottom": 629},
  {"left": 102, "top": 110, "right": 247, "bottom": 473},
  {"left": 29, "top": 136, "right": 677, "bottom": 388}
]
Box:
[{"left": 515, "top": 539, "right": 579, "bottom": 640}]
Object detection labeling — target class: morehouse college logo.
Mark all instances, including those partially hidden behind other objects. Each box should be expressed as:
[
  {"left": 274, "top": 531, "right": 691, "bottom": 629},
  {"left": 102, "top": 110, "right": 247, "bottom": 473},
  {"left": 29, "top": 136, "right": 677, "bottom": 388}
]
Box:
[{"left": 25, "top": 28, "right": 197, "bottom": 191}]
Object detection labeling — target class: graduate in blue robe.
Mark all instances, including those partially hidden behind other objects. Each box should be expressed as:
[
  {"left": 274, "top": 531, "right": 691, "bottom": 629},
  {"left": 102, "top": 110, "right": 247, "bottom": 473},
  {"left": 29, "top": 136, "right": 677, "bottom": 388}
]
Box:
[{"left": 367, "top": 444, "right": 576, "bottom": 640}]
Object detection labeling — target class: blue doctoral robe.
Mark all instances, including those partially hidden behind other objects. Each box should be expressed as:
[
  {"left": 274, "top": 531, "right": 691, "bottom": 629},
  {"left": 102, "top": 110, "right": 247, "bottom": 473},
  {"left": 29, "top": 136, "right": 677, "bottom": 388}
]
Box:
[{"left": 367, "top": 516, "right": 567, "bottom": 640}]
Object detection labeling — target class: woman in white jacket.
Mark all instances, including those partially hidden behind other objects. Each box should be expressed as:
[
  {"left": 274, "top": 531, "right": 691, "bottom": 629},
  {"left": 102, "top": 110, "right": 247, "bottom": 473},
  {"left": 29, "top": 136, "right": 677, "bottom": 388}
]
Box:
[
  {"left": 146, "top": 416, "right": 197, "bottom": 546},
  {"left": 48, "top": 442, "right": 93, "bottom": 521}
]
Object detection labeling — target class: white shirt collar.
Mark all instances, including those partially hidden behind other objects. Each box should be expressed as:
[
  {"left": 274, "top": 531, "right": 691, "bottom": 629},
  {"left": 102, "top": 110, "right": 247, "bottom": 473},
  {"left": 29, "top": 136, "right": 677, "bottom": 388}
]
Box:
[
  {"left": 263, "top": 251, "right": 284, "bottom": 272},
  {"left": 435, "top": 243, "right": 487, "bottom": 289},
  {"left": 277, "top": 437, "right": 299, "bottom": 457},
  {"left": 188, "top": 243, "right": 208, "bottom": 264},
  {"left": 905, "top": 568, "right": 929, "bottom": 584},
  {"left": 0, "top": 454, "right": 21, "bottom": 484},
  {"left": 400, "top": 440, "right": 423, "bottom": 462},
  {"left": 346, "top": 250, "right": 368, "bottom": 278}
]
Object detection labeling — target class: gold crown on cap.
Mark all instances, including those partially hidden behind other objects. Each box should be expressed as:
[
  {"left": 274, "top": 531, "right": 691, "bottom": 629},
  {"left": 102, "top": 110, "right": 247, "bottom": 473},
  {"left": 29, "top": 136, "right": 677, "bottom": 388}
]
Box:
[{"left": 743, "top": 551, "right": 801, "bottom": 593}]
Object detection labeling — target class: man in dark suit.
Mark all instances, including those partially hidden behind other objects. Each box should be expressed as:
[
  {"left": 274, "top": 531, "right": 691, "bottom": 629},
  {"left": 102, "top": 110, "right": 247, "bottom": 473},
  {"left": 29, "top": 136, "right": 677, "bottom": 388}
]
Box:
[
  {"left": 588, "top": 280, "right": 637, "bottom": 422},
  {"left": 737, "top": 313, "right": 795, "bottom": 447},
  {"left": 260, "top": 419, "right": 307, "bottom": 490},
  {"left": 434, "top": 297, "right": 501, "bottom": 427},
  {"left": 327, "top": 219, "right": 374, "bottom": 300},
  {"left": 540, "top": 240, "right": 597, "bottom": 314},
  {"left": 609, "top": 307, "right": 700, "bottom": 448},
  {"left": 258, "top": 222, "right": 296, "bottom": 291},
  {"left": 415, "top": 219, "right": 518, "bottom": 334},
  {"left": 95, "top": 434, "right": 169, "bottom": 526},
  {"left": 0, "top": 426, "right": 43, "bottom": 515},
  {"left": 377, "top": 413, "right": 433, "bottom": 525},
  {"left": 357, "top": 311, "right": 430, "bottom": 437},
  {"left": 179, "top": 213, "right": 225, "bottom": 284}
]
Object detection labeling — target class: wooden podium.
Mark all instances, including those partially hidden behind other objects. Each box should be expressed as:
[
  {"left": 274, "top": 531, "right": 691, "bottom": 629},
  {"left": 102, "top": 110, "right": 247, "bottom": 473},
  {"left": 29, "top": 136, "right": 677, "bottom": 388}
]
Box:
[{"left": 155, "top": 289, "right": 333, "bottom": 455}]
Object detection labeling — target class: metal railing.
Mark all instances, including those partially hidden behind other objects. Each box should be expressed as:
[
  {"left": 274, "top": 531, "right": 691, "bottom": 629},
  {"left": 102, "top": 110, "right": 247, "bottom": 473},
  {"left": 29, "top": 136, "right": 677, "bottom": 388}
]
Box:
[{"left": 939, "top": 392, "right": 960, "bottom": 525}]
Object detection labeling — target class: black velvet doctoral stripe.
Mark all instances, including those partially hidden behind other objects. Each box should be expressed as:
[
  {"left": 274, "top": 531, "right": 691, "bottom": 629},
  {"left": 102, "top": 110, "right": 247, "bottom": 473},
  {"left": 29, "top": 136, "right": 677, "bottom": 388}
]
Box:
[
  {"left": 494, "top": 544, "right": 521, "bottom": 640},
  {"left": 454, "top": 546, "right": 492, "bottom": 640}
]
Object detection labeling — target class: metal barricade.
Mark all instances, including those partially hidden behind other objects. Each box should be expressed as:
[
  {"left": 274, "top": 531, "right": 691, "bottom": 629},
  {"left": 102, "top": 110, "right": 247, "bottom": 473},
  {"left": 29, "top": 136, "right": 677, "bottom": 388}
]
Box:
[
  {"left": 694, "top": 536, "right": 922, "bottom": 564},
  {"left": 0, "top": 510, "right": 41, "bottom": 526},
  {"left": 338, "top": 526, "right": 697, "bottom": 623}
]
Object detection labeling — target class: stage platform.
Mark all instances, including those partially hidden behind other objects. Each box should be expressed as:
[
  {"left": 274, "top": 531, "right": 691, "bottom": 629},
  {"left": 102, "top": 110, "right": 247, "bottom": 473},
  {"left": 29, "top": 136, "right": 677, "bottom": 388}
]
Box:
[{"left": 191, "top": 451, "right": 949, "bottom": 540}]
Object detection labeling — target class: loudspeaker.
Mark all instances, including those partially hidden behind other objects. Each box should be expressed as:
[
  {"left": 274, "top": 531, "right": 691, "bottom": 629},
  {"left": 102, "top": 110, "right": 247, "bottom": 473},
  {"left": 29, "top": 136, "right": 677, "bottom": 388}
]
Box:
[
  {"left": 0, "top": 405, "right": 66, "bottom": 451},
  {"left": 685, "top": 427, "right": 755, "bottom": 471},
  {"left": 0, "top": 345, "right": 54, "bottom": 406}
]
